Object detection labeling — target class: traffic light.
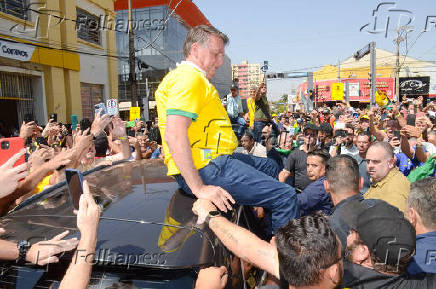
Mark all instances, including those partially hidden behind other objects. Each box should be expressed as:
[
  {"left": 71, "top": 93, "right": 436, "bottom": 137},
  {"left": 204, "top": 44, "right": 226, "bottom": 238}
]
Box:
[{"left": 309, "top": 89, "right": 314, "bottom": 100}]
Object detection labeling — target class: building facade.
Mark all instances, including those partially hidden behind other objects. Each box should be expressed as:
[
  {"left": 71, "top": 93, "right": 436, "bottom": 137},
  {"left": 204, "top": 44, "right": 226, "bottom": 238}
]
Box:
[
  {"left": 0, "top": 0, "right": 118, "bottom": 131},
  {"left": 298, "top": 48, "right": 434, "bottom": 105},
  {"left": 232, "top": 60, "right": 264, "bottom": 99},
  {"left": 114, "top": 0, "right": 232, "bottom": 119}
]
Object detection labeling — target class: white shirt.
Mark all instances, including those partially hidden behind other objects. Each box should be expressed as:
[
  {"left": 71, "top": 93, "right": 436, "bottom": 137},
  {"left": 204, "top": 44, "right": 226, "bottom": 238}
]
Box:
[{"left": 242, "top": 142, "right": 267, "bottom": 158}]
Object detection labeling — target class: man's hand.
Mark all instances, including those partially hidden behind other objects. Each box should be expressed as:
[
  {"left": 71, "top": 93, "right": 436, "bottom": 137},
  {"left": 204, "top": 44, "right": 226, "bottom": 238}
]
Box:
[
  {"left": 0, "top": 149, "right": 28, "bottom": 198},
  {"left": 278, "top": 169, "right": 290, "bottom": 183},
  {"left": 45, "top": 149, "right": 73, "bottom": 171},
  {"left": 389, "top": 137, "right": 400, "bottom": 147},
  {"left": 90, "top": 110, "right": 111, "bottom": 137},
  {"left": 25, "top": 230, "right": 79, "bottom": 265},
  {"left": 193, "top": 185, "right": 235, "bottom": 213},
  {"left": 192, "top": 199, "right": 217, "bottom": 224},
  {"left": 77, "top": 181, "right": 100, "bottom": 242},
  {"left": 19, "top": 121, "right": 36, "bottom": 139},
  {"left": 111, "top": 117, "right": 127, "bottom": 139},
  {"left": 195, "top": 266, "right": 228, "bottom": 289},
  {"left": 73, "top": 129, "right": 93, "bottom": 159},
  {"left": 29, "top": 146, "right": 54, "bottom": 171}
]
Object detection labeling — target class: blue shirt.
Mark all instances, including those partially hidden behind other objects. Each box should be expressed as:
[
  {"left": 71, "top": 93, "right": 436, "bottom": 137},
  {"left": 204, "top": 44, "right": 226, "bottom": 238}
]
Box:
[
  {"left": 297, "top": 176, "right": 333, "bottom": 216},
  {"left": 407, "top": 231, "right": 436, "bottom": 275},
  {"left": 396, "top": 152, "right": 415, "bottom": 176},
  {"left": 226, "top": 94, "right": 242, "bottom": 119}
]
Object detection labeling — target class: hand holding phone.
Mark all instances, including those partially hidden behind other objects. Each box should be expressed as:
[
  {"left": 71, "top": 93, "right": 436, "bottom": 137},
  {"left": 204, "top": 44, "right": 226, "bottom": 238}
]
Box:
[
  {"left": 66, "top": 169, "right": 84, "bottom": 210},
  {"left": 0, "top": 149, "right": 28, "bottom": 198}
]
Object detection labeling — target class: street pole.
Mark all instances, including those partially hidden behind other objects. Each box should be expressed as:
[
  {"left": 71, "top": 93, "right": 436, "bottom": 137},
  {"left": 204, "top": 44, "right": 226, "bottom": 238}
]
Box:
[
  {"left": 128, "top": 0, "right": 138, "bottom": 108},
  {"left": 395, "top": 28, "right": 402, "bottom": 103},
  {"left": 337, "top": 59, "right": 341, "bottom": 82},
  {"left": 370, "top": 42, "right": 376, "bottom": 107}
]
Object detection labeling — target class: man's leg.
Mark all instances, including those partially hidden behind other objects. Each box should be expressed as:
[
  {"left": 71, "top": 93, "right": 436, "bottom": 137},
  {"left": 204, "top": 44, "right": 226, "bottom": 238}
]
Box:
[
  {"left": 253, "top": 121, "right": 266, "bottom": 142},
  {"left": 231, "top": 152, "right": 280, "bottom": 179},
  {"left": 178, "top": 155, "right": 298, "bottom": 234},
  {"left": 237, "top": 117, "right": 246, "bottom": 137}
]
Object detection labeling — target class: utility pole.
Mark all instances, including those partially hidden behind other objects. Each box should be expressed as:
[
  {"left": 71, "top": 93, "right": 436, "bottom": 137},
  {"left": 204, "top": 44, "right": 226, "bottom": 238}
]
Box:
[
  {"left": 337, "top": 59, "right": 341, "bottom": 82},
  {"left": 128, "top": 0, "right": 138, "bottom": 108},
  {"left": 395, "top": 29, "right": 401, "bottom": 103},
  {"left": 370, "top": 42, "right": 376, "bottom": 107}
]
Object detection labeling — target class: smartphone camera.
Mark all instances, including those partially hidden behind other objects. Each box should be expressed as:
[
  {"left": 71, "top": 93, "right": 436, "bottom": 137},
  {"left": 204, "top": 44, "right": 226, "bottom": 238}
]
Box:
[{"left": 1, "top": 141, "right": 9, "bottom": 150}]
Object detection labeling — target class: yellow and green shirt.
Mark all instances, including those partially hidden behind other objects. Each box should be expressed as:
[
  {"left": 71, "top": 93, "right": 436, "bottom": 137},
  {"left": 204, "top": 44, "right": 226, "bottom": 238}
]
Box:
[{"left": 155, "top": 62, "right": 237, "bottom": 176}]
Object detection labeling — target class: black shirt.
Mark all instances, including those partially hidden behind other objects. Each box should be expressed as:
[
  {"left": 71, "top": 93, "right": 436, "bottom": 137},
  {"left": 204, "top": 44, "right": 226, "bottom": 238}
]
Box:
[
  {"left": 343, "top": 261, "right": 436, "bottom": 288},
  {"left": 284, "top": 148, "right": 312, "bottom": 191}
]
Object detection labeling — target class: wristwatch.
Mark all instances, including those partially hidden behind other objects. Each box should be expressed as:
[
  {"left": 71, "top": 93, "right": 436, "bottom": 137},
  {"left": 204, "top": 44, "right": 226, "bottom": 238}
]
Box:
[
  {"left": 205, "top": 210, "right": 221, "bottom": 225},
  {"left": 16, "top": 240, "right": 31, "bottom": 265}
]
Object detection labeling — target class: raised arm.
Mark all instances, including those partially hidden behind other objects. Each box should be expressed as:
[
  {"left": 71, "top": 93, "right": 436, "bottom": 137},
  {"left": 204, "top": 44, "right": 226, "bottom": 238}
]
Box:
[
  {"left": 59, "top": 181, "right": 100, "bottom": 289},
  {"left": 192, "top": 199, "right": 279, "bottom": 278}
]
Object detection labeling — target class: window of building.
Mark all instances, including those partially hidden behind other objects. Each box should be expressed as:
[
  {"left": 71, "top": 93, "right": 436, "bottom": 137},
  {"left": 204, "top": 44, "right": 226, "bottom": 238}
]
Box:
[
  {"left": 80, "top": 83, "right": 104, "bottom": 119},
  {"left": 76, "top": 8, "right": 101, "bottom": 45},
  {"left": 0, "top": 0, "right": 28, "bottom": 20}
]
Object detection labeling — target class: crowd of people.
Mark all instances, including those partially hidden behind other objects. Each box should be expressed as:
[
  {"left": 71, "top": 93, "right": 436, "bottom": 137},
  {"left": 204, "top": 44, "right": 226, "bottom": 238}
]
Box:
[{"left": 0, "top": 24, "right": 435, "bottom": 289}]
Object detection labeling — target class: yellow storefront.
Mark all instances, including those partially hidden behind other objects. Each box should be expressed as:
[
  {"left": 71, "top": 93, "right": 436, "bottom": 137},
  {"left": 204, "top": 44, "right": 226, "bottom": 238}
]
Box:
[{"left": 0, "top": 0, "right": 117, "bottom": 131}]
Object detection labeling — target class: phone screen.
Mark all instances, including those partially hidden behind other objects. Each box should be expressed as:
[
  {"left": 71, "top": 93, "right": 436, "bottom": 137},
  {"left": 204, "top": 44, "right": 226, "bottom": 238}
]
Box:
[{"left": 65, "top": 169, "right": 83, "bottom": 210}]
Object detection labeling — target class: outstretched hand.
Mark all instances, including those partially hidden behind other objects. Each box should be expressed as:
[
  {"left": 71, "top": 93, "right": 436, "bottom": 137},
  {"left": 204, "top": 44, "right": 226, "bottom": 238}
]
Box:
[{"left": 26, "top": 230, "right": 79, "bottom": 265}]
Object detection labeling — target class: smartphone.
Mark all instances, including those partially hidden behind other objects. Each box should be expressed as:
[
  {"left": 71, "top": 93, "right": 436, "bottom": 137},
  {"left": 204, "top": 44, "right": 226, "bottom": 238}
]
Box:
[
  {"left": 71, "top": 114, "right": 78, "bottom": 131},
  {"left": 0, "top": 137, "right": 25, "bottom": 167},
  {"left": 94, "top": 103, "right": 107, "bottom": 116},
  {"left": 49, "top": 113, "right": 57, "bottom": 123},
  {"left": 65, "top": 169, "right": 84, "bottom": 210},
  {"left": 24, "top": 113, "right": 33, "bottom": 123},
  {"left": 394, "top": 131, "right": 401, "bottom": 139}
]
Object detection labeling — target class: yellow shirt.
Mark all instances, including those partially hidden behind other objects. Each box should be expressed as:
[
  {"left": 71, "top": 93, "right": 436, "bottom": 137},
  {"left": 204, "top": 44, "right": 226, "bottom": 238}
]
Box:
[
  {"left": 364, "top": 168, "right": 410, "bottom": 212},
  {"left": 247, "top": 97, "right": 255, "bottom": 128},
  {"left": 155, "top": 62, "right": 237, "bottom": 176}
]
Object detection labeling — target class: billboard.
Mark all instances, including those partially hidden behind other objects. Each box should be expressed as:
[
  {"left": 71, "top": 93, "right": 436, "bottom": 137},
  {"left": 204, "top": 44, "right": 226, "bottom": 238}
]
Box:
[{"left": 399, "top": 76, "right": 430, "bottom": 96}]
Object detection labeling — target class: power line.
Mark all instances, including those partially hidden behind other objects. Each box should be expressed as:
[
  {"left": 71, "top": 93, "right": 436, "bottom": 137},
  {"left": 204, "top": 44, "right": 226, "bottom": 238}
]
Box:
[{"left": 134, "top": 0, "right": 184, "bottom": 52}]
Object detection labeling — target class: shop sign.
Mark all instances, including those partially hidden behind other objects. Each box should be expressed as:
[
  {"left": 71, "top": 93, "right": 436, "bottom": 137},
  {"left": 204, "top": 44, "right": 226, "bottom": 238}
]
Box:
[
  {"left": 0, "top": 39, "right": 35, "bottom": 61},
  {"left": 400, "top": 77, "right": 430, "bottom": 96}
]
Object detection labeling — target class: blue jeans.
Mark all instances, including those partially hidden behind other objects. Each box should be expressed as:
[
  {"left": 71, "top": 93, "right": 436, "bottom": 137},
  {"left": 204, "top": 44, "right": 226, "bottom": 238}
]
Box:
[
  {"left": 230, "top": 116, "right": 246, "bottom": 138},
  {"left": 253, "top": 121, "right": 268, "bottom": 142},
  {"left": 174, "top": 153, "right": 299, "bottom": 234}
]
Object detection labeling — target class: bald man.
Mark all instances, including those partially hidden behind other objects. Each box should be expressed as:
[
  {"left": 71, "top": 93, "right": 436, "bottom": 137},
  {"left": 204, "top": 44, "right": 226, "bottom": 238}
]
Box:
[{"left": 364, "top": 141, "right": 410, "bottom": 212}]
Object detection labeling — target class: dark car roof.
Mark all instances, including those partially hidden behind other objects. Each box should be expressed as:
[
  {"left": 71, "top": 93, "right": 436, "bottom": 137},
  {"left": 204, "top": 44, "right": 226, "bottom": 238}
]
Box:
[{"left": 0, "top": 160, "right": 217, "bottom": 269}]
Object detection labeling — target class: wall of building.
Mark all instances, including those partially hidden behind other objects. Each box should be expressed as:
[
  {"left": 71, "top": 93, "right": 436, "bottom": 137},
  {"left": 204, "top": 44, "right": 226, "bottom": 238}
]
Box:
[
  {"left": 232, "top": 60, "right": 264, "bottom": 99},
  {"left": 0, "top": 0, "right": 118, "bottom": 126}
]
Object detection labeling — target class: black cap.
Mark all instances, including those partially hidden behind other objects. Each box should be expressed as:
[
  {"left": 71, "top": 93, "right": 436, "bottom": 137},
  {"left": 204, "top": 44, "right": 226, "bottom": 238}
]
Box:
[
  {"left": 230, "top": 84, "right": 238, "bottom": 90},
  {"left": 341, "top": 201, "right": 416, "bottom": 266}
]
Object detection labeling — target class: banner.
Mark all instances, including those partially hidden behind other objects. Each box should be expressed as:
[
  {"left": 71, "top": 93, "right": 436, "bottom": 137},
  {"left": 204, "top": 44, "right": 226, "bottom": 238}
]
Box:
[
  {"left": 0, "top": 38, "right": 35, "bottom": 61},
  {"left": 400, "top": 77, "right": 430, "bottom": 96},
  {"left": 129, "top": 107, "right": 140, "bottom": 121},
  {"left": 331, "top": 83, "right": 344, "bottom": 101}
]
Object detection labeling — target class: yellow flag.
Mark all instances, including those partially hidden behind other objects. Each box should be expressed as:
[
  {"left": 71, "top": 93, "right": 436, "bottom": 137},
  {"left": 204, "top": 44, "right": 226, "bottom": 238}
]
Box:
[{"left": 375, "top": 90, "right": 388, "bottom": 107}]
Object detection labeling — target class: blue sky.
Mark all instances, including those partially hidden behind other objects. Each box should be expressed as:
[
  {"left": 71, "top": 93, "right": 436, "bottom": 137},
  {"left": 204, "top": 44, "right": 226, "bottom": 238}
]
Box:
[{"left": 193, "top": 0, "right": 436, "bottom": 72}]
